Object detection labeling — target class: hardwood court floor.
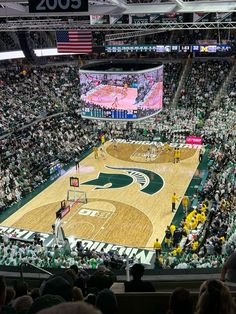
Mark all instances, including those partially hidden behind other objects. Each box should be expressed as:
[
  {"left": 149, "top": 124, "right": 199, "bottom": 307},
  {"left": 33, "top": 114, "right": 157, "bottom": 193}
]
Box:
[{"left": 1, "top": 141, "right": 200, "bottom": 249}]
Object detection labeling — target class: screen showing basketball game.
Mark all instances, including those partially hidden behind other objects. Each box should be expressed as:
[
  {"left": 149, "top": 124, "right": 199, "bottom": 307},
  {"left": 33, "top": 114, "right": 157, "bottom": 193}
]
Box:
[{"left": 80, "top": 65, "right": 163, "bottom": 120}]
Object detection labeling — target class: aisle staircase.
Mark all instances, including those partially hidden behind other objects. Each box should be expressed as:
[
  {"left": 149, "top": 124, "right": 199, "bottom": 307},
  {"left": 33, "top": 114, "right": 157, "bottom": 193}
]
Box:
[{"left": 172, "top": 57, "right": 193, "bottom": 107}]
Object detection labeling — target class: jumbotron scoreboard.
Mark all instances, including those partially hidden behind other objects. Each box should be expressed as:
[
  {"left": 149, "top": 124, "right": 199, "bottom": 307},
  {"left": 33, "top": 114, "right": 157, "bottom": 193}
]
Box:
[{"left": 80, "top": 60, "right": 163, "bottom": 121}]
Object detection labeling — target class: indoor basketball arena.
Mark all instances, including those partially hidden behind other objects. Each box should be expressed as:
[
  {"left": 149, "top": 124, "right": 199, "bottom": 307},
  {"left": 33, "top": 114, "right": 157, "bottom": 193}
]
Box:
[{"left": 0, "top": 1, "right": 236, "bottom": 313}]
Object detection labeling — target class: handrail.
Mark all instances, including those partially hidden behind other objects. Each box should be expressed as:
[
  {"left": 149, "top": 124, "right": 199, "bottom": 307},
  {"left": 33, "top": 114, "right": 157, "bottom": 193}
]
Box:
[{"left": 20, "top": 262, "right": 52, "bottom": 281}]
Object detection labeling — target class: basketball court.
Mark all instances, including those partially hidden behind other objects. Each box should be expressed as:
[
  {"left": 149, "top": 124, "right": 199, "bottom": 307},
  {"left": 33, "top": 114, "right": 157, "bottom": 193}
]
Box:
[
  {"left": 1, "top": 140, "right": 200, "bottom": 249},
  {"left": 81, "top": 82, "right": 163, "bottom": 110},
  {"left": 82, "top": 85, "right": 138, "bottom": 109}
]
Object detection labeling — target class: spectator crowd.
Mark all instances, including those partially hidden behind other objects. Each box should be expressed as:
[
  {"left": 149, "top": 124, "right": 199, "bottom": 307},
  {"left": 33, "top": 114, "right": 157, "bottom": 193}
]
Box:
[{"left": 0, "top": 266, "right": 236, "bottom": 314}]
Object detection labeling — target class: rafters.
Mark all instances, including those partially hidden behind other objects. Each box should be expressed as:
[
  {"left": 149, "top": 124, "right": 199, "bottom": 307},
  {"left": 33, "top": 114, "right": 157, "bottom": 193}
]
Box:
[
  {"left": 105, "top": 30, "right": 166, "bottom": 41},
  {"left": 1, "top": 21, "right": 236, "bottom": 32},
  {"left": 0, "top": 0, "right": 235, "bottom": 31},
  {"left": 0, "top": 0, "right": 235, "bottom": 18}
]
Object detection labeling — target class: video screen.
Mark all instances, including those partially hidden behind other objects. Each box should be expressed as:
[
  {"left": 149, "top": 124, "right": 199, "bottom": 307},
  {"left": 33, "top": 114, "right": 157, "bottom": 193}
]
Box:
[{"left": 80, "top": 66, "right": 163, "bottom": 120}]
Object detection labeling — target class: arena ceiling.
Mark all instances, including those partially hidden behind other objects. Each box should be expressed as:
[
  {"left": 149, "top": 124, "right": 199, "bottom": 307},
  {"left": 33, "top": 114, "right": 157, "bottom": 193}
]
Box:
[
  {"left": 0, "top": 0, "right": 235, "bottom": 31},
  {"left": 0, "top": 0, "right": 236, "bottom": 16}
]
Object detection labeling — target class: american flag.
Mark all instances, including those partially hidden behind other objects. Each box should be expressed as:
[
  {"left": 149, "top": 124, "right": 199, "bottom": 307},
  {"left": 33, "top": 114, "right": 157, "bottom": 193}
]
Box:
[{"left": 56, "top": 30, "right": 92, "bottom": 54}]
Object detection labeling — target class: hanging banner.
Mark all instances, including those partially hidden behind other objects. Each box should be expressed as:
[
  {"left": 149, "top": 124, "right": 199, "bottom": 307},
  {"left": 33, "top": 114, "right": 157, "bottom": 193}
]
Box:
[
  {"left": 132, "top": 15, "right": 151, "bottom": 24},
  {"left": 110, "top": 15, "right": 129, "bottom": 24},
  {"left": 90, "top": 15, "right": 109, "bottom": 25},
  {"left": 193, "top": 13, "right": 212, "bottom": 22},
  {"left": 152, "top": 13, "right": 183, "bottom": 23}
]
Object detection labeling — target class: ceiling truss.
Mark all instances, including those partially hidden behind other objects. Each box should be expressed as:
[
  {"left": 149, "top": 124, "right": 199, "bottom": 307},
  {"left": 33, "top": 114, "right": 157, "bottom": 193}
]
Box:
[
  {"left": 105, "top": 30, "right": 166, "bottom": 42},
  {"left": 2, "top": 21, "right": 236, "bottom": 32},
  {"left": 0, "top": 0, "right": 235, "bottom": 18},
  {"left": 0, "top": 0, "right": 235, "bottom": 32}
]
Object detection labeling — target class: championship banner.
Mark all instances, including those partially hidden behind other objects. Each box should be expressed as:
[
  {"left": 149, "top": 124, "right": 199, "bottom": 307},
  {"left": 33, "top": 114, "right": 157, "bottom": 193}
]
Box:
[
  {"left": 220, "top": 13, "right": 232, "bottom": 22},
  {"left": 110, "top": 15, "right": 129, "bottom": 25},
  {"left": 90, "top": 15, "right": 109, "bottom": 25},
  {"left": 193, "top": 13, "right": 212, "bottom": 22},
  {"left": 29, "top": 0, "right": 88, "bottom": 13},
  {"left": 131, "top": 15, "right": 150, "bottom": 24},
  {"left": 215, "top": 12, "right": 232, "bottom": 22},
  {"left": 153, "top": 13, "right": 183, "bottom": 23},
  {"left": 110, "top": 15, "right": 122, "bottom": 25}
]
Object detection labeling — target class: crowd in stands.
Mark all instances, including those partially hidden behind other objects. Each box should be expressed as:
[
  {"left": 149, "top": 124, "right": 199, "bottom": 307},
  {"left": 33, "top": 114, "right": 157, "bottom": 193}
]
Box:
[
  {"left": 0, "top": 61, "right": 184, "bottom": 135},
  {"left": 29, "top": 33, "right": 52, "bottom": 50},
  {"left": 0, "top": 32, "right": 20, "bottom": 52},
  {"left": 0, "top": 114, "right": 97, "bottom": 210},
  {"left": 0, "top": 265, "right": 236, "bottom": 314},
  {"left": 163, "top": 62, "right": 183, "bottom": 106},
  {"left": 0, "top": 233, "right": 126, "bottom": 270},
  {"left": 152, "top": 74, "right": 235, "bottom": 269},
  {"left": 0, "top": 65, "right": 81, "bottom": 135},
  {"left": 94, "top": 107, "right": 198, "bottom": 144},
  {"left": 0, "top": 57, "right": 235, "bottom": 273},
  {"left": 178, "top": 60, "right": 232, "bottom": 113},
  {"left": 155, "top": 92, "right": 235, "bottom": 269}
]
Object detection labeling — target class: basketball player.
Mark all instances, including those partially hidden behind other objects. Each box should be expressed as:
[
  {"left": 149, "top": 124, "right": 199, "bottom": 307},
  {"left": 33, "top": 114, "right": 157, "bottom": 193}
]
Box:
[
  {"left": 146, "top": 147, "right": 152, "bottom": 161},
  {"left": 100, "top": 146, "right": 106, "bottom": 160},
  {"left": 112, "top": 97, "right": 119, "bottom": 109},
  {"left": 150, "top": 144, "right": 157, "bottom": 158},
  {"left": 75, "top": 160, "right": 80, "bottom": 172},
  {"left": 182, "top": 195, "right": 189, "bottom": 214},
  {"left": 101, "top": 134, "right": 105, "bottom": 145},
  {"left": 112, "top": 138, "right": 118, "bottom": 150},
  {"left": 107, "top": 84, "right": 113, "bottom": 93},
  {"left": 122, "top": 82, "right": 128, "bottom": 97},
  {"left": 176, "top": 148, "right": 181, "bottom": 163},
  {"left": 93, "top": 146, "right": 98, "bottom": 159},
  {"left": 153, "top": 238, "right": 161, "bottom": 257},
  {"left": 173, "top": 148, "right": 178, "bottom": 163},
  {"left": 171, "top": 192, "right": 180, "bottom": 212},
  {"left": 75, "top": 157, "right": 79, "bottom": 172},
  {"left": 164, "top": 142, "right": 170, "bottom": 152},
  {"left": 164, "top": 226, "right": 172, "bottom": 248}
]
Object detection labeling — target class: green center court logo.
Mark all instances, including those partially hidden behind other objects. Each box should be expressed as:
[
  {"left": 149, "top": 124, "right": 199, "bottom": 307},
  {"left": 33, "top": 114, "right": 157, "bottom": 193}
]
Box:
[{"left": 81, "top": 166, "right": 164, "bottom": 195}]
